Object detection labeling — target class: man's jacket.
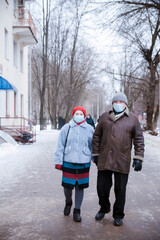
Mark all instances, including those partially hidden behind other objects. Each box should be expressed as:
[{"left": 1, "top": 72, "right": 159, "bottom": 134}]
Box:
[{"left": 92, "top": 108, "right": 144, "bottom": 174}]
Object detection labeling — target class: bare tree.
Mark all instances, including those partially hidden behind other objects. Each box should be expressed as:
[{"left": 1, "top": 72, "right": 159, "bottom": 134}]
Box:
[
  {"left": 37, "top": 0, "right": 52, "bottom": 130},
  {"left": 47, "top": 1, "right": 70, "bottom": 128},
  {"left": 32, "top": 48, "right": 41, "bottom": 123},
  {"left": 93, "top": 0, "right": 160, "bottom": 130},
  {"left": 32, "top": 0, "right": 99, "bottom": 129},
  {"left": 63, "top": 0, "right": 93, "bottom": 122},
  {"left": 46, "top": 0, "right": 96, "bottom": 127}
]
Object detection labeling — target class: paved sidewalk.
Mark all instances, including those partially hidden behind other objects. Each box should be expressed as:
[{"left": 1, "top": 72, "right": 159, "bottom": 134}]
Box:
[{"left": 0, "top": 130, "right": 160, "bottom": 240}]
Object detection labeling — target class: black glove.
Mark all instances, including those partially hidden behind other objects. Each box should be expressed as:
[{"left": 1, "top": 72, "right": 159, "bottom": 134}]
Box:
[
  {"left": 93, "top": 156, "right": 98, "bottom": 166},
  {"left": 132, "top": 159, "right": 142, "bottom": 171}
]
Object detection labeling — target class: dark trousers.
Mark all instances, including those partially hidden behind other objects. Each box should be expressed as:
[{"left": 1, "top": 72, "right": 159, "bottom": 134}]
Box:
[{"left": 97, "top": 170, "right": 128, "bottom": 219}]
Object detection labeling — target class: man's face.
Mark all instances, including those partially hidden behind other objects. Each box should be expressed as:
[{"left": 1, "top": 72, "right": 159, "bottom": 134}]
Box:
[{"left": 113, "top": 100, "right": 126, "bottom": 110}]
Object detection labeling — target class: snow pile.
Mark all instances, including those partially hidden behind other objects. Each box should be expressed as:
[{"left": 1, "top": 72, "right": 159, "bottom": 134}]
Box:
[
  {"left": 0, "top": 129, "right": 59, "bottom": 159},
  {"left": 0, "top": 129, "right": 60, "bottom": 191},
  {"left": 0, "top": 142, "right": 19, "bottom": 157},
  {"left": 0, "top": 130, "right": 17, "bottom": 145}
]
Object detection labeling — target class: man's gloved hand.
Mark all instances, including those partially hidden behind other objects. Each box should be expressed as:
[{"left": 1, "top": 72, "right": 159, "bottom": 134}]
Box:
[
  {"left": 93, "top": 156, "right": 98, "bottom": 166},
  {"left": 55, "top": 164, "right": 62, "bottom": 170},
  {"left": 132, "top": 159, "right": 142, "bottom": 171}
]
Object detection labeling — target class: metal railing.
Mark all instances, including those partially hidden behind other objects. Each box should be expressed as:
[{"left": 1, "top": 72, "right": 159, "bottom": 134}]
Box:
[
  {"left": 0, "top": 116, "right": 36, "bottom": 143},
  {"left": 13, "top": 9, "right": 37, "bottom": 38},
  {"left": 0, "top": 116, "right": 35, "bottom": 131}
]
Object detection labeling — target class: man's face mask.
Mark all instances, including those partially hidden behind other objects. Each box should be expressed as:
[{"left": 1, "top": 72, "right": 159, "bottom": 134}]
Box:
[{"left": 113, "top": 103, "right": 124, "bottom": 113}]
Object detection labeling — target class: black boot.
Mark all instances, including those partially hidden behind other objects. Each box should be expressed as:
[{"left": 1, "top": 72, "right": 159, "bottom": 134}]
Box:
[
  {"left": 73, "top": 208, "right": 82, "bottom": 222},
  {"left": 64, "top": 200, "right": 72, "bottom": 216},
  {"left": 114, "top": 218, "right": 123, "bottom": 226},
  {"left": 95, "top": 211, "right": 105, "bottom": 220}
]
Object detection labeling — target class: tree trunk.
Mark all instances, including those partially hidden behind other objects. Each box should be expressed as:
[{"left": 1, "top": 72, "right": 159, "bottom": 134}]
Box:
[
  {"left": 146, "top": 69, "right": 157, "bottom": 130},
  {"left": 153, "top": 103, "right": 159, "bottom": 130},
  {"left": 40, "top": 96, "right": 46, "bottom": 130}
]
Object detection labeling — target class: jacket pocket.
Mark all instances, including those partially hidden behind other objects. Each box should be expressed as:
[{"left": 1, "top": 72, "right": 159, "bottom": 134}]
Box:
[
  {"left": 64, "top": 146, "right": 72, "bottom": 155},
  {"left": 82, "top": 147, "right": 91, "bottom": 156},
  {"left": 117, "top": 152, "right": 130, "bottom": 173}
]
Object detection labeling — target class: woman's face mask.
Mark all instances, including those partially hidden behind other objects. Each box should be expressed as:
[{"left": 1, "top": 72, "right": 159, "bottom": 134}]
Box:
[
  {"left": 74, "top": 115, "right": 85, "bottom": 123},
  {"left": 113, "top": 103, "right": 124, "bottom": 113},
  {"left": 73, "top": 110, "right": 85, "bottom": 123}
]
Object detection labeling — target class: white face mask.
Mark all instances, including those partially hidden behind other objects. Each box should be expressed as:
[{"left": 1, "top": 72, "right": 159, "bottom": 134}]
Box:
[
  {"left": 74, "top": 115, "right": 84, "bottom": 123},
  {"left": 113, "top": 103, "right": 124, "bottom": 113}
]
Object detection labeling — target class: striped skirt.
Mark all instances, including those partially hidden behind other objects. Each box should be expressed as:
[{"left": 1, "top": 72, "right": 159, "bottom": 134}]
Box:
[{"left": 62, "top": 161, "right": 90, "bottom": 189}]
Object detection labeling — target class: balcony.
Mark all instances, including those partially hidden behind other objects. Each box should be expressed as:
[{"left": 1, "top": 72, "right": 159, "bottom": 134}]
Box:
[{"left": 13, "top": 9, "right": 38, "bottom": 46}]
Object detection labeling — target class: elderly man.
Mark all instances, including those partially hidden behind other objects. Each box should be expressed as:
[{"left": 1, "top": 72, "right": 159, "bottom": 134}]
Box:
[{"left": 92, "top": 92, "right": 144, "bottom": 226}]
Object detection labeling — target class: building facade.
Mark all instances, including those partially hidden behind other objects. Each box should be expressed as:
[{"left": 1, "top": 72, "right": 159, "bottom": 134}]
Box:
[{"left": 0, "top": 0, "right": 37, "bottom": 129}]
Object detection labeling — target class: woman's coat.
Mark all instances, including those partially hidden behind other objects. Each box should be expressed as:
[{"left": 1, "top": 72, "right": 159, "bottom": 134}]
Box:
[{"left": 54, "top": 119, "right": 94, "bottom": 165}]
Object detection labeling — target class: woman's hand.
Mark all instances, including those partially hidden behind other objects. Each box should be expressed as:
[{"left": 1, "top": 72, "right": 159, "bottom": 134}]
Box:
[{"left": 93, "top": 156, "right": 98, "bottom": 165}]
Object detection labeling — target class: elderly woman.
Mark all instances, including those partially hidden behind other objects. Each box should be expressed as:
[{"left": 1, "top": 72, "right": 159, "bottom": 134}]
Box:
[{"left": 54, "top": 106, "right": 94, "bottom": 222}]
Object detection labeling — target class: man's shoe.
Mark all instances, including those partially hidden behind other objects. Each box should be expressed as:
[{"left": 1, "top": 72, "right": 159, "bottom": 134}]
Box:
[
  {"left": 114, "top": 218, "right": 123, "bottom": 226},
  {"left": 73, "top": 208, "right": 82, "bottom": 222},
  {"left": 95, "top": 211, "right": 105, "bottom": 220},
  {"left": 64, "top": 200, "right": 72, "bottom": 216}
]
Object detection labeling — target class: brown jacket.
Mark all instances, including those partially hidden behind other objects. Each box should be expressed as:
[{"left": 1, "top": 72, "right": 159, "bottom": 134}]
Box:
[{"left": 92, "top": 108, "right": 144, "bottom": 174}]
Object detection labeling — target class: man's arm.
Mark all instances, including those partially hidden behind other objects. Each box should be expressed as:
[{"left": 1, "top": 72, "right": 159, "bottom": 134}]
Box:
[
  {"left": 92, "top": 118, "right": 103, "bottom": 157},
  {"left": 132, "top": 117, "right": 145, "bottom": 171}
]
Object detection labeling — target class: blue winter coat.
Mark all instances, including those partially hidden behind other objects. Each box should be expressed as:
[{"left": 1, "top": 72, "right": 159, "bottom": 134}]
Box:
[{"left": 54, "top": 119, "right": 94, "bottom": 165}]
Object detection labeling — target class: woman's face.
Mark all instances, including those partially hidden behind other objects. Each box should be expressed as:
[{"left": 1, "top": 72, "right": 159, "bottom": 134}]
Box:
[{"left": 73, "top": 110, "right": 84, "bottom": 117}]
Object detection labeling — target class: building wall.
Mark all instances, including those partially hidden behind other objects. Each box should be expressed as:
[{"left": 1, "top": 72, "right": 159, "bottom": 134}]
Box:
[{"left": 0, "top": 0, "right": 29, "bottom": 120}]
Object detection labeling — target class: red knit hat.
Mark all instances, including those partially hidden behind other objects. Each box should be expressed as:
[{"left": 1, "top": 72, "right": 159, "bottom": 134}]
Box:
[{"left": 72, "top": 106, "right": 86, "bottom": 117}]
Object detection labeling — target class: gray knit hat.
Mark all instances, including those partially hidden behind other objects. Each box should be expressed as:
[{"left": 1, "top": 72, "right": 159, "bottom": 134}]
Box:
[{"left": 112, "top": 92, "right": 128, "bottom": 105}]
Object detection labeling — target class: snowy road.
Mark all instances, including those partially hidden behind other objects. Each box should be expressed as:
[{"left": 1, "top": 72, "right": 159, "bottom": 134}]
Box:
[{"left": 0, "top": 130, "right": 160, "bottom": 240}]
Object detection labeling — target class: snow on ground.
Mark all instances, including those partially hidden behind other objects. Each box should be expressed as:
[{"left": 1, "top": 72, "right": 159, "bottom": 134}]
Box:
[
  {"left": 0, "top": 129, "right": 159, "bottom": 164},
  {"left": 0, "top": 129, "right": 60, "bottom": 192},
  {"left": 144, "top": 131, "right": 160, "bottom": 148},
  {"left": 0, "top": 129, "right": 159, "bottom": 158},
  {"left": 0, "top": 128, "right": 159, "bottom": 192},
  {"left": 0, "top": 125, "right": 57, "bottom": 157},
  {"left": 0, "top": 143, "right": 19, "bottom": 157}
]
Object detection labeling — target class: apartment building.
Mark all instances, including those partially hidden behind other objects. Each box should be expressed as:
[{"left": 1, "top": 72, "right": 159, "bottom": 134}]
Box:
[{"left": 0, "top": 0, "right": 37, "bottom": 131}]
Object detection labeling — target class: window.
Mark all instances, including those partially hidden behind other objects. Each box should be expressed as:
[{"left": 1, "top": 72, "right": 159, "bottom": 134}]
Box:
[
  {"left": 14, "top": 92, "right": 18, "bottom": 116},
  {"left": 13, "top": 40, "right": 18, "bottom": 68},
  {"left": 20, "top": 49, "right": 23, "bottom": 72},
  {"left": 5, "top": 29, "right": 9, "bottom": 60}
]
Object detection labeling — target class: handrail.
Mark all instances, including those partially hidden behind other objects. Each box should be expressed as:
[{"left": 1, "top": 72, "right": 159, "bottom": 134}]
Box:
[
  {"left": 0, "top": 116, "right": 36, "bottom": 143},
  {"left": 0, "top": 116, "right": 36, "bottom": 124},
  {"left": 0, "top": 116, "right": 36, "bottom": 131}
]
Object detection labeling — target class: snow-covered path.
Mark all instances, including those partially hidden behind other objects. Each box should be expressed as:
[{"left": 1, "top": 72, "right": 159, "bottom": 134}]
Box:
[
  {"left": 0, "top": 130, "right": 160, "bottom": 240},
  {"left": 0, "top": 130, "right": 59, "bottom": 195}
]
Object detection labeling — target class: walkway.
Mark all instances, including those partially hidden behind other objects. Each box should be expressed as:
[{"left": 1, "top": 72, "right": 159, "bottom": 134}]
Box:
[{"left": 0, "top": 130, "right": 160, "bottom": 240}]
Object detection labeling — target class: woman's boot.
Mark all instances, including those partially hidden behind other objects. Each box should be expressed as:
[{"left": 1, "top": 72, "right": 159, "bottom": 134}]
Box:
[
  {"left": 64, "top": 200, "right": 72, "bottom": 216},
  {"left": 73, "top": 208, "right": 82, "bottom": 222}
]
